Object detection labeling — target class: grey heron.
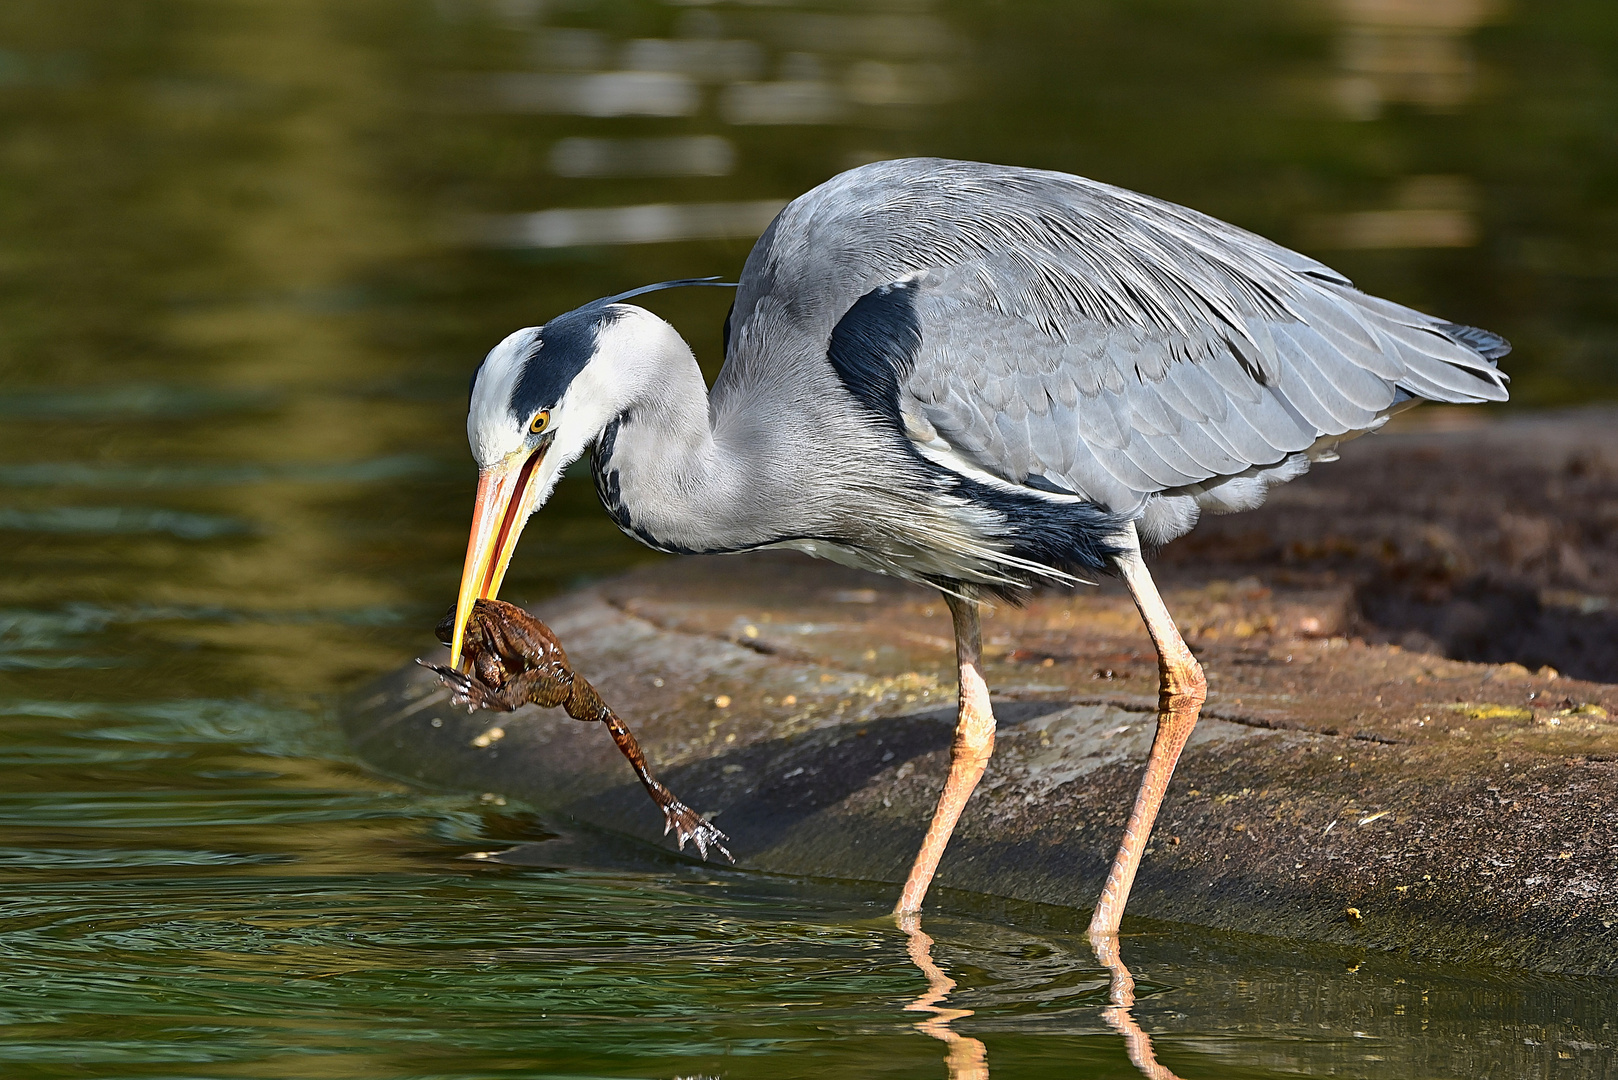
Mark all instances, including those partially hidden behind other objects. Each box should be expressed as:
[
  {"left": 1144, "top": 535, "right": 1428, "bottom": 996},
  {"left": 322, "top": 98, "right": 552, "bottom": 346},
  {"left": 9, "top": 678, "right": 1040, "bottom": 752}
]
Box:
[{"left": 446, "top": 158, "right": 1509, "bottom": 939}]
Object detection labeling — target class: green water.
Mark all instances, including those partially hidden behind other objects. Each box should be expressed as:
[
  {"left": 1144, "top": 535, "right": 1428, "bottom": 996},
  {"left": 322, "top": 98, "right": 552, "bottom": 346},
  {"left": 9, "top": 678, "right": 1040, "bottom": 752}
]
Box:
[{"left": 1, "top": 0, "right": 1616, "bottom": 1076}]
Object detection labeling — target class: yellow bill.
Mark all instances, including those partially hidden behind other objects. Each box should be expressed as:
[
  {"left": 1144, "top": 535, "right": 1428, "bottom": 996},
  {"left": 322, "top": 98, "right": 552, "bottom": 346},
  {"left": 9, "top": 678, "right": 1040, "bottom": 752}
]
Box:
[{"left": 448, "top": 440, "right": 551, "bottom": 670}]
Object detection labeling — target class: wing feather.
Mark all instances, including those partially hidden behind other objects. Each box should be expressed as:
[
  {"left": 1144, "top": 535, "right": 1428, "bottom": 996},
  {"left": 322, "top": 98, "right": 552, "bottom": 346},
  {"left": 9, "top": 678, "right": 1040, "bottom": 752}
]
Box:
[
  {"left": 1203, "top": 390, "right": 1295, "bottom": 465},
  {"left": 1159, "top": 402, "right": 1247, "bottom": 474},
  {"left": 1269, "top": 329, "right": 1357, "bottom": 433},
  {"left": 1044, "top": 402, "right": 1080, "bottom": 474},
  {"left": 1076, "top": 389, "right": 1129, "bottom": 451},
  {"left": 1026, "top": 402, "right": 1071, "bottom": 473},
  {"left": 723, "top": 159, "right": 1509, "bottom": 516},
  {"left": 1199, "top": 345, "right": 1266, "bottom": 405},
  {"left": 1064, "top": 434, "right": 1149, "bottom": 509},
  {"left": 1123, "top": 379, "right": 1181, "bottom": 437},
  {"left": 1286, "top": 323, "right": 1393, "bottom": 413},
  {"left": 1235, "top": 386, "right": 1317, "bottom": 456},
  {"left": 1120, "top": 429, "right": 1202, "bottom": 488},
  {"left": 1134, "top": 424, "right": 1211, "bottom": 479},
  {"left": 1160, "top": 358, "right": 1230, "bottom": 425}
]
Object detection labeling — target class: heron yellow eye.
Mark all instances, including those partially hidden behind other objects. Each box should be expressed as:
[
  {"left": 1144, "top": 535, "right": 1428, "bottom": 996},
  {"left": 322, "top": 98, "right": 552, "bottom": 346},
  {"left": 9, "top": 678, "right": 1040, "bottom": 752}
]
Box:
[{"left": 529, "top": 410, "right": 550, "bottom": 435}]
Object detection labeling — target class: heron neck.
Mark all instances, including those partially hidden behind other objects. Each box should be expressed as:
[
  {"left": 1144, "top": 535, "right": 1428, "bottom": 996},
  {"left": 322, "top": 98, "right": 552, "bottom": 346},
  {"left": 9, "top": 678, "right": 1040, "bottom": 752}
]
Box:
[{"left": 593, "top": 333, "right": 794, "bottom": 555}]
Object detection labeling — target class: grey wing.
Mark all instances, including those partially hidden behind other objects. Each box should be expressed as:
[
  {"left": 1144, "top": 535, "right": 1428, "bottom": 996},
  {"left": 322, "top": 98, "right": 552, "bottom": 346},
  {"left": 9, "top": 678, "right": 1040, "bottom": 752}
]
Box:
[{"left": 725, "top": 158, "right": 1508, "bottom": 515}]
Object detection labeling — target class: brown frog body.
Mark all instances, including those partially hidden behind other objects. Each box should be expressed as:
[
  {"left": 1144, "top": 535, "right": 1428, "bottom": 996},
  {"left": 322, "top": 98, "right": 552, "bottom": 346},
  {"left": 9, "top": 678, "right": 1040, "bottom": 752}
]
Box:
[{"left": 421, "top": 598, "right": 731, "bottom": 861}]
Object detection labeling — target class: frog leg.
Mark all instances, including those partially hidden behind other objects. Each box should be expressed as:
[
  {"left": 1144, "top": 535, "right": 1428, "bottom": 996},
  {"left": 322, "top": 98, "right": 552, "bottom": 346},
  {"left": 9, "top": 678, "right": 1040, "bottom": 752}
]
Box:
[
  {"left": 560, "top": 675, "right": 733, "bottom": 863},
  {"left": 425, "top": 603, "right": 734, "bottom": 863}
]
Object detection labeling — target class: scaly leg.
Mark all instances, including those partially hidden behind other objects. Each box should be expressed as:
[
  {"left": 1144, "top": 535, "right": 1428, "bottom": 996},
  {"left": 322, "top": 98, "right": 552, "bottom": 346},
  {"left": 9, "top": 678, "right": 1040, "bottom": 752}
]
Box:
[
  {"left": 895, "top": 593, "right": 995, "bottom": 915},
  {"left": 1088, "top": 523, "right": 1206, "bottom": 940}
]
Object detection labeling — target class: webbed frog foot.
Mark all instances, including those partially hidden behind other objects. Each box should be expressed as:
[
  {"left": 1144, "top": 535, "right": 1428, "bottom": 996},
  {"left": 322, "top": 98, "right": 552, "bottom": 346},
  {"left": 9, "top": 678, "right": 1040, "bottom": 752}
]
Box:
[
  {"left": 661, "top": 797, "right": 734, "bottom": 863},
  {"left": 416, "top": 659, "right": 510, "bottom": 714}
]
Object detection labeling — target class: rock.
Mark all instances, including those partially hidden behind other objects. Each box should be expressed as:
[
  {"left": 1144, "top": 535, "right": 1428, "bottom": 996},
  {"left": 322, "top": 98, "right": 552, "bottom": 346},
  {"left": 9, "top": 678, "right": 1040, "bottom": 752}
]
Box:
[{"left": 342, "top": 409, "right": 1618, "bottom": 976}]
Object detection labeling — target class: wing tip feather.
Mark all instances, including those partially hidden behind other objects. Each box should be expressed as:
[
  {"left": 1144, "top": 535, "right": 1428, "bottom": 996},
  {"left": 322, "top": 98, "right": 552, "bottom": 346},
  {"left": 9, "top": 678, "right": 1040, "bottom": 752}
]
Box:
[{"left": 1435, "top": 321, "right": 1512, "bottom": 362}]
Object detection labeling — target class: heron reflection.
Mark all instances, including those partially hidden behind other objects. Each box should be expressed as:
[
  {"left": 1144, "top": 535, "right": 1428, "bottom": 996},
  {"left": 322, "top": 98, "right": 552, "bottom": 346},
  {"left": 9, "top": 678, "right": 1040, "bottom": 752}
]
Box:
[
  {"left": 896, "top": 915, "right": 1186, "bottom": 1080},
  {"left": 898, "top": 914, "right": 989, "bottom": 1080}
]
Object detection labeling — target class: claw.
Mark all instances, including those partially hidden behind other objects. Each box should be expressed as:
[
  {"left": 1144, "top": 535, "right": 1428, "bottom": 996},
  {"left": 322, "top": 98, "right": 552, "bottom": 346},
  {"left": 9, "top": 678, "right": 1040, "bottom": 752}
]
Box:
[
  {"left": 660, "top": 798, "right": 734, "bottom": 863},
  {"left": 418, "top": 659, "right": 494, "bottom": 712},
  {"left": 421, "top": 612, "right": 741, "bottom": 863}
]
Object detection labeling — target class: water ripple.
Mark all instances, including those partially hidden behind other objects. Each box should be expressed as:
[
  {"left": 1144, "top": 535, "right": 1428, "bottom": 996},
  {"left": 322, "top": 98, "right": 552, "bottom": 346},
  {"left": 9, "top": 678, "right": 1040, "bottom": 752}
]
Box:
[
  {"left": 0, "top": 847, "right": 294, "bottom": 868},
  {"left": 0, "top": 790, "right": 415, "bottom": 829},
  {"left": 0, "top": 384, "right": 279, "bottom": 420},
  {"left": 0, "top": 454, "right": 448, "bottom": 489},
  {"left": 0, "top": 506, "right": 254, "bottom": 539}
]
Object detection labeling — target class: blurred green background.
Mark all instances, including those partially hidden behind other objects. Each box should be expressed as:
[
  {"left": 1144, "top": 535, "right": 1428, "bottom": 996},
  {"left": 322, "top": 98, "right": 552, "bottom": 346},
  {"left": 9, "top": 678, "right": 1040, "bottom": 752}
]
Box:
[{"left": 3, "top": 0, "right": 1614, "bottom": 695}]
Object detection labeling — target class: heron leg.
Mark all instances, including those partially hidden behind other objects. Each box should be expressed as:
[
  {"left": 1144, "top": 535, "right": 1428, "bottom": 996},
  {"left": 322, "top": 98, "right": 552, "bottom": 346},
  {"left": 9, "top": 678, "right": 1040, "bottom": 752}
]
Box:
[
  {"left": 895, "top": 593, "right": 995, "bottom": 915},
  {"left": 1089, "top": 524, "right": 1206, "bottom": 940}
]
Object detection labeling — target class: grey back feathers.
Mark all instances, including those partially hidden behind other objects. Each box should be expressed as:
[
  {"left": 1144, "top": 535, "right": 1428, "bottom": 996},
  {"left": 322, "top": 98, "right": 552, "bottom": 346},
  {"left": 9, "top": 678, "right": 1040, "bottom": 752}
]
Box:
[
  {"left": 483, "top": 158, "right": 1509, "bottom": 591},
  {"left": 720, "top": 158, "right": 1508, "bottom": 546}
]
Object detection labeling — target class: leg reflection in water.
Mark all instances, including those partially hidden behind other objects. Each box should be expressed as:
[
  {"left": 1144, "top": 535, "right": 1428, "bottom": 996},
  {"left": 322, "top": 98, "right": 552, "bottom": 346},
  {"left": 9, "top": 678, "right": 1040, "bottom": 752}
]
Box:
[
  {"left": 1090, "top": 931, "right": 1185, "bottom": 1080},
  {"left": 898, "top": 914, "right": 1186, "bottom": 1080},
  {"left": 897, "top": 914, "right": 989, "bottom": 1080}
]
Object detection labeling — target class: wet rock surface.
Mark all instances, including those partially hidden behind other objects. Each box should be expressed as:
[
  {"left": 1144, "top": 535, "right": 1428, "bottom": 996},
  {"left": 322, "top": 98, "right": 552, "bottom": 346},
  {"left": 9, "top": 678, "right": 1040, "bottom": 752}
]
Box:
[{"left": 344, "top": 409, "right": 1618, "bottom": 975}]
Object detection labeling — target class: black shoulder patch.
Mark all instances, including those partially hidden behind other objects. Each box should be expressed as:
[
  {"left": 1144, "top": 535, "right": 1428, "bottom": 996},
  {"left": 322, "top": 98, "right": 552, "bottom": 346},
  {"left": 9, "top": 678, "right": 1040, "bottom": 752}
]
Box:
[{"left": 826, "top": 278, "right": 924, "bottom": 428}]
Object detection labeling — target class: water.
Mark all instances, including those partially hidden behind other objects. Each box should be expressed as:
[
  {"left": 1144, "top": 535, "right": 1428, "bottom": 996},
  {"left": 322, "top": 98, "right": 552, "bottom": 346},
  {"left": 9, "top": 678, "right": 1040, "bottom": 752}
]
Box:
[{"left": 1, "top": 0, "right": 1615, "bottom": 1076}]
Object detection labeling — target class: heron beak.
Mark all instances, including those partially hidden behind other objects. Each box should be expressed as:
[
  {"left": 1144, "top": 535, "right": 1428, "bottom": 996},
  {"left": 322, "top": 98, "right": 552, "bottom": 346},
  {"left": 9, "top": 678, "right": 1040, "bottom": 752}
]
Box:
[{"left": 448, "top": 436, "right": 553, "bottom": 670}]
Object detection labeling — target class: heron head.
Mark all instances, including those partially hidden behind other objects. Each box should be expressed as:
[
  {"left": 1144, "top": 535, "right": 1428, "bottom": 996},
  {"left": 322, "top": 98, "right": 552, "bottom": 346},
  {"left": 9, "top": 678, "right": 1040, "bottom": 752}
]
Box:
[
  {"left": 448, "top": 278, "right": 731, "bottom": 668},
  {"left": 448, "top": 301, "right": 628, "bottom": 668}
]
